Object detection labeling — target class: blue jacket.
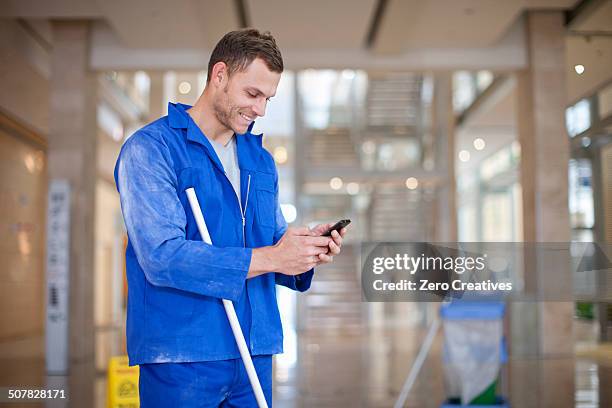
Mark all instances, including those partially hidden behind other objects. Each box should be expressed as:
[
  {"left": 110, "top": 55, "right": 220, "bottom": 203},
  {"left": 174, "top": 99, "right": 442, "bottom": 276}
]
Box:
[{"left": 114, "top": 102, "right": 314, "bottom": 365}]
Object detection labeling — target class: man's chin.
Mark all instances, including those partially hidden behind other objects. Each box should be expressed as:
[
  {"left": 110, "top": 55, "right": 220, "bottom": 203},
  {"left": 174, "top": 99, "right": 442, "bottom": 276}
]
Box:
[{"left": 234, "top": 124, "right": 250, "bottom": 135}]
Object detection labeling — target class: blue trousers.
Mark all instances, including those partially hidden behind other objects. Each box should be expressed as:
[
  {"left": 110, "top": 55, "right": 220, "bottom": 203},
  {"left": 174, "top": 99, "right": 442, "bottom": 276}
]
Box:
[{"left": 138, "top": 355, "right": 273, "bottom": 407}]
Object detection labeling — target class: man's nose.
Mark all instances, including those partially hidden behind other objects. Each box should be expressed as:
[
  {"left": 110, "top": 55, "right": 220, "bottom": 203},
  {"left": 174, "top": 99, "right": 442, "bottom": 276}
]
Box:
[{"left": 252, "top": 98, "right": 266, "bottom": 117}]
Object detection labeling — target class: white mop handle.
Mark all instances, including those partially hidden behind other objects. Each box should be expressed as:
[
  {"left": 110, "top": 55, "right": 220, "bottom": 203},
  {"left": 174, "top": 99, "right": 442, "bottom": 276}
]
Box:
[
  {"left": 394, "top": 317, "right": 441, "bottom": 408},
  {"left": 185, "top": 188, "right": 268, "bottom": 408}
]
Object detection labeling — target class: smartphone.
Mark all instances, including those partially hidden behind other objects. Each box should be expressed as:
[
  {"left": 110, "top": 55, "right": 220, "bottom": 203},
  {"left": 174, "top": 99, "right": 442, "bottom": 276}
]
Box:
[{"left": 322, "top": 219, "right": 351, "bottom": 236}]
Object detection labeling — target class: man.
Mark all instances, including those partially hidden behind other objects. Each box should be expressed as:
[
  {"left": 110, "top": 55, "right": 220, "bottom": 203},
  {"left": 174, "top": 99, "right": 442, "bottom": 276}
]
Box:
[{"left": 114, "top": 29, "right": 347, "bottom": 407}]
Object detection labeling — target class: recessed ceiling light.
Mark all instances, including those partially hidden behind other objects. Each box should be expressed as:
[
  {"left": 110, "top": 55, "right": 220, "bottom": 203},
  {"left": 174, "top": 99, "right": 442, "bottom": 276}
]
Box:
[
  {"left": 574, "top": 65, "right": 585, "bottom": 75},
  {"left": 330, "top": 177, "right": 343, "bottom": 190},
  {"left": 458, "top": 150, "right": 471, "bottom": 162},
  {"left": 473, "top": 138, "right": 486, "bottom": 151},
  {"left": 405, "top": 177, "right": 418, "bottom": 190},
  {"left": 178, "top": 81, "right": 192, "bottom": 94}
]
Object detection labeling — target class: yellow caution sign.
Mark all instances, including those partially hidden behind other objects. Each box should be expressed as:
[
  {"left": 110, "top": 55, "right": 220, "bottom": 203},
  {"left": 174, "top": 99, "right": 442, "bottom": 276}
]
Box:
[{"left": 107, "top": 355, "right": 140, "bottom": 408}]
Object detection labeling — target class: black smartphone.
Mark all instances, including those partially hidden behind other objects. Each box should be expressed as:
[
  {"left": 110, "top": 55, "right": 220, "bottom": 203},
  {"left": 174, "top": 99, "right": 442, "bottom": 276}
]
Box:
[{"left": 322, "top": 219, "right": 351, "bottom": 236}]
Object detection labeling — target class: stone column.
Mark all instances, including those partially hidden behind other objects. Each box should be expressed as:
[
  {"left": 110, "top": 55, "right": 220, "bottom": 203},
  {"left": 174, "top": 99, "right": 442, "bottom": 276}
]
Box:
[
  {"left": 514, "top": 11, "right": 574, "bottom": 407},
  {"left": 433, "top": 72, "right": 457, "bottom": 242},
  {"left": 48, "top": 20, "right": 96, "bottom": 407},
  {"left": 147, "top": 70, "right": 165, "bottom": 122}
]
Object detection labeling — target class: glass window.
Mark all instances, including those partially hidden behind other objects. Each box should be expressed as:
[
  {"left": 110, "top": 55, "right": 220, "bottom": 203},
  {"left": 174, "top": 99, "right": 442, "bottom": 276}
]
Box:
[
  {"left": 476, "top": 70, "right": 493, "bottom": 92},
  {"left": 297, "top": 69, "right": 367, "bottom": 129},
  {"left": 568, "top": 159, "right": 594, "bottom": 229},
  {"left": 482, "top": 191, "right": 514, "bottom": 241},
  {"left": 565, "top": 99, "right": 591, "bottom": 137},
  {"left": 458, "top": 205, "right": 478, "bottom": 242},
  {"left": 480, "top": 147, "right": 511, "bottom": 181},
  {"left": 453, "top": 71, "right": 476, "bottom": 113}
]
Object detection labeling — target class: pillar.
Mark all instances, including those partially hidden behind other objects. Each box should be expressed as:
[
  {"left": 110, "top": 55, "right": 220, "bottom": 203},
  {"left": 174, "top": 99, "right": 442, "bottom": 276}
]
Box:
[
  {"left": 48, "top": 20, "right": 97, "bottom": 407},
  {"left": 514, "top": 11, "right": 574, "bottom": 407},
  {"left": 433, "top": 72, "right": 457, "bottom": 242},
  {"left": 147, "top": 70, "right": 165, "bottom": 122}
]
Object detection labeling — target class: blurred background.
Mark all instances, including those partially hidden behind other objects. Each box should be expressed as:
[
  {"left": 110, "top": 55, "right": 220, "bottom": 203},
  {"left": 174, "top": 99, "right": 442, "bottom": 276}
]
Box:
[{"left": 1, "top": 0, "right": 612, "bottom": 407}]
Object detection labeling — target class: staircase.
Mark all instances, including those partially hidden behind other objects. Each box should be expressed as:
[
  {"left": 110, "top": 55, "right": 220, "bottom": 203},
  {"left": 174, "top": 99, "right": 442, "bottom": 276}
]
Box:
[
  {"left": 302, "top": 244, "right": 365, "bottom": 332},
  {"left": 368, "top": 187, "right": 434, "bottom": 241},
  {"left": 306, "top": 128, "right": 359, "bottom": 167},
  {"left": 366, "top": 73, "right": 423, "bottom": 133}
]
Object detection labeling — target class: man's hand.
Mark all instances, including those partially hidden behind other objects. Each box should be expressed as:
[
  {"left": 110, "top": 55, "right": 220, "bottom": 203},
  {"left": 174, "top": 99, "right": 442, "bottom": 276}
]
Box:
[
  {"left": 310, "top": 223, "right": 348, "bottom": 264},
  {"left": 248, "top": 227, "right": 331, "bottom": 278}
]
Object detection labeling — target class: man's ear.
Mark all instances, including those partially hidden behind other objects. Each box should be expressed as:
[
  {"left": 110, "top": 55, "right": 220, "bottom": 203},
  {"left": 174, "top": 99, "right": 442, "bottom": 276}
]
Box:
[{"left": 211, "top": 61, "right": 228, "bottom": 87}]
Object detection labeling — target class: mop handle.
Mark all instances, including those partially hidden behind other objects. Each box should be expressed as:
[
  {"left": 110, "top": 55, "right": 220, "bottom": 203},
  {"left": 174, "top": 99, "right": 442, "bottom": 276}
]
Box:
[
  {"left": 394, "top": 317, "right": 441, "bottom": 408},
  {"left": 185, "top": 188, "right": 268, "bottom": 408}
]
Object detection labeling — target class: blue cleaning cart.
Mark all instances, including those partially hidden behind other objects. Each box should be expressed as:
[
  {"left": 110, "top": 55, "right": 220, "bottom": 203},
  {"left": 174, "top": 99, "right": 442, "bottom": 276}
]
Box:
[{"left": 440, "top": 301, "right": 508, "bottom": 407}]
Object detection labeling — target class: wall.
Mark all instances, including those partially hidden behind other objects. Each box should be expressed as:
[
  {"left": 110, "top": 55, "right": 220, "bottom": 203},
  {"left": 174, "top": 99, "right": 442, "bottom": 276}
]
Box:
[{"left": 0, "top": 114, "right": 46, "bottom": 344}]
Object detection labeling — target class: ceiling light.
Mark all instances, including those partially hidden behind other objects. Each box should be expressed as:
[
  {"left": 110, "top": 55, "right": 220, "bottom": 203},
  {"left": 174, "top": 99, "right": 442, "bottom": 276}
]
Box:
[
  {"left": 458, "top": 150, "right": 471, "bottom": 162},
  {"left": 473, "top": 138, "right": 486, "bottom": 151},
  {"left": 574, "top": 65, "right": 585, "bottom": 75},
  {"left": 273, "top": 146, "right": 288, "bottom": 164},
  {"left": 405, "top": 177, "right": 418, "bottom": 190},
  {"left": 178, "top": 81, "right": 192, "bottom": 94},
  {"left": 330, "top": 177, "right": 343, "bottom": 190}
]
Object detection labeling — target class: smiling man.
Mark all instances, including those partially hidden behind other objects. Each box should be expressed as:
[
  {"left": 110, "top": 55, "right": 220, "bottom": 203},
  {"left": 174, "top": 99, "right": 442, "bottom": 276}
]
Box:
[{"left": 114, "top": 29, "right": 347, "bottom": 407}]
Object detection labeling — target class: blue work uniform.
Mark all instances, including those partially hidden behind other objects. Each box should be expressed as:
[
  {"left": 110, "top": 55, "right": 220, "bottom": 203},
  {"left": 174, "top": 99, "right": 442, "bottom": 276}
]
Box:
[{"left": 114, "top": 102, "right": 314, "bottom": 406}]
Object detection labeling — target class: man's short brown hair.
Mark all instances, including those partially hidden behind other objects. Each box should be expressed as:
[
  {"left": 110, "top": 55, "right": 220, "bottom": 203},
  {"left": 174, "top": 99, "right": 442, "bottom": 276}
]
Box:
[{"left": 207, "top": 28, "right": 284, "bottom": 82}]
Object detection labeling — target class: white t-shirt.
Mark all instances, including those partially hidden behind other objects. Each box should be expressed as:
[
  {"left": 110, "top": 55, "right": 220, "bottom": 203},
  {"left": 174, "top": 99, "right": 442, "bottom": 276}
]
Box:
[{"left": 209, "top": 135, "right": 241, "bottom": 201}]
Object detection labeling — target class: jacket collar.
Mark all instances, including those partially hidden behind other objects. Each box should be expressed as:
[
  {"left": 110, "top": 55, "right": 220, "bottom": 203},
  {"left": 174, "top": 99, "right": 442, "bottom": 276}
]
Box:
[{"left": 168, "top": 102, "right": 263, "bottom": 172}]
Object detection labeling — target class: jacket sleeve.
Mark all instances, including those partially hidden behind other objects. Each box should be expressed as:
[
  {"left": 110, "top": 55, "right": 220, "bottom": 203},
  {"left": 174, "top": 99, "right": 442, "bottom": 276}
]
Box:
[
  {"left": 271, "top": 163, "right": 314, "bottom": 292},
  {"left": 115, "top": 131, "right": 251, "bottom": 302}
]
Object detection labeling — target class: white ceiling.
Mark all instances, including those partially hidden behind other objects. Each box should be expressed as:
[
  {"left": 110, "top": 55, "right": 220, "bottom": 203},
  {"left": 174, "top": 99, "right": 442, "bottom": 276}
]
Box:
[
  {"left": 96, "top": 1, "right": 240, "bottom": 49},
  {"left": 0, "top": 0, "right": 579, "bottom": 50},
  {"left": 2, "top": 0, "right": 611, "bottom": 102},
  {"left": 0, "top": 1, "right": 242, "bottom": 49},
  {"left": 570, "top": 0, "right": 612, "bottom": 32},
  {"left": 375, "top": 0, "right": 576, "bottom": 52},
  {"left": 246, "top": 0, "right": 378, "bottom": 50}
]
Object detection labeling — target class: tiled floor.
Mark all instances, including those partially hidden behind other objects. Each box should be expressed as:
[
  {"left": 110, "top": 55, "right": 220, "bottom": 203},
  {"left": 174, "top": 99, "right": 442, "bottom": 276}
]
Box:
[
  {"left": 272, "top": 325, "right": 612, "bottom": 408},
  {"left": 1, "top": 319, "right": 611, "bottom": 407}
]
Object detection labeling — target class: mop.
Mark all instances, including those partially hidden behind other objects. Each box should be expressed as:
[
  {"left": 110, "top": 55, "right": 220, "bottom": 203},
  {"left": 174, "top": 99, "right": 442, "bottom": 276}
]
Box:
[
  {"left": 393, "top": 316, "right": 441, "bottom": 408},
  {"left": 185, "top": 187, "right": 268, "bottom": 408}
]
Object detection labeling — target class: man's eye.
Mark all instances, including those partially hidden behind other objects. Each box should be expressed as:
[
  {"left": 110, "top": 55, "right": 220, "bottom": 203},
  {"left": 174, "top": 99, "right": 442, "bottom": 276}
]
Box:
[{"left": 248, "top": 92, "right": 257, "bottom": 97}]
